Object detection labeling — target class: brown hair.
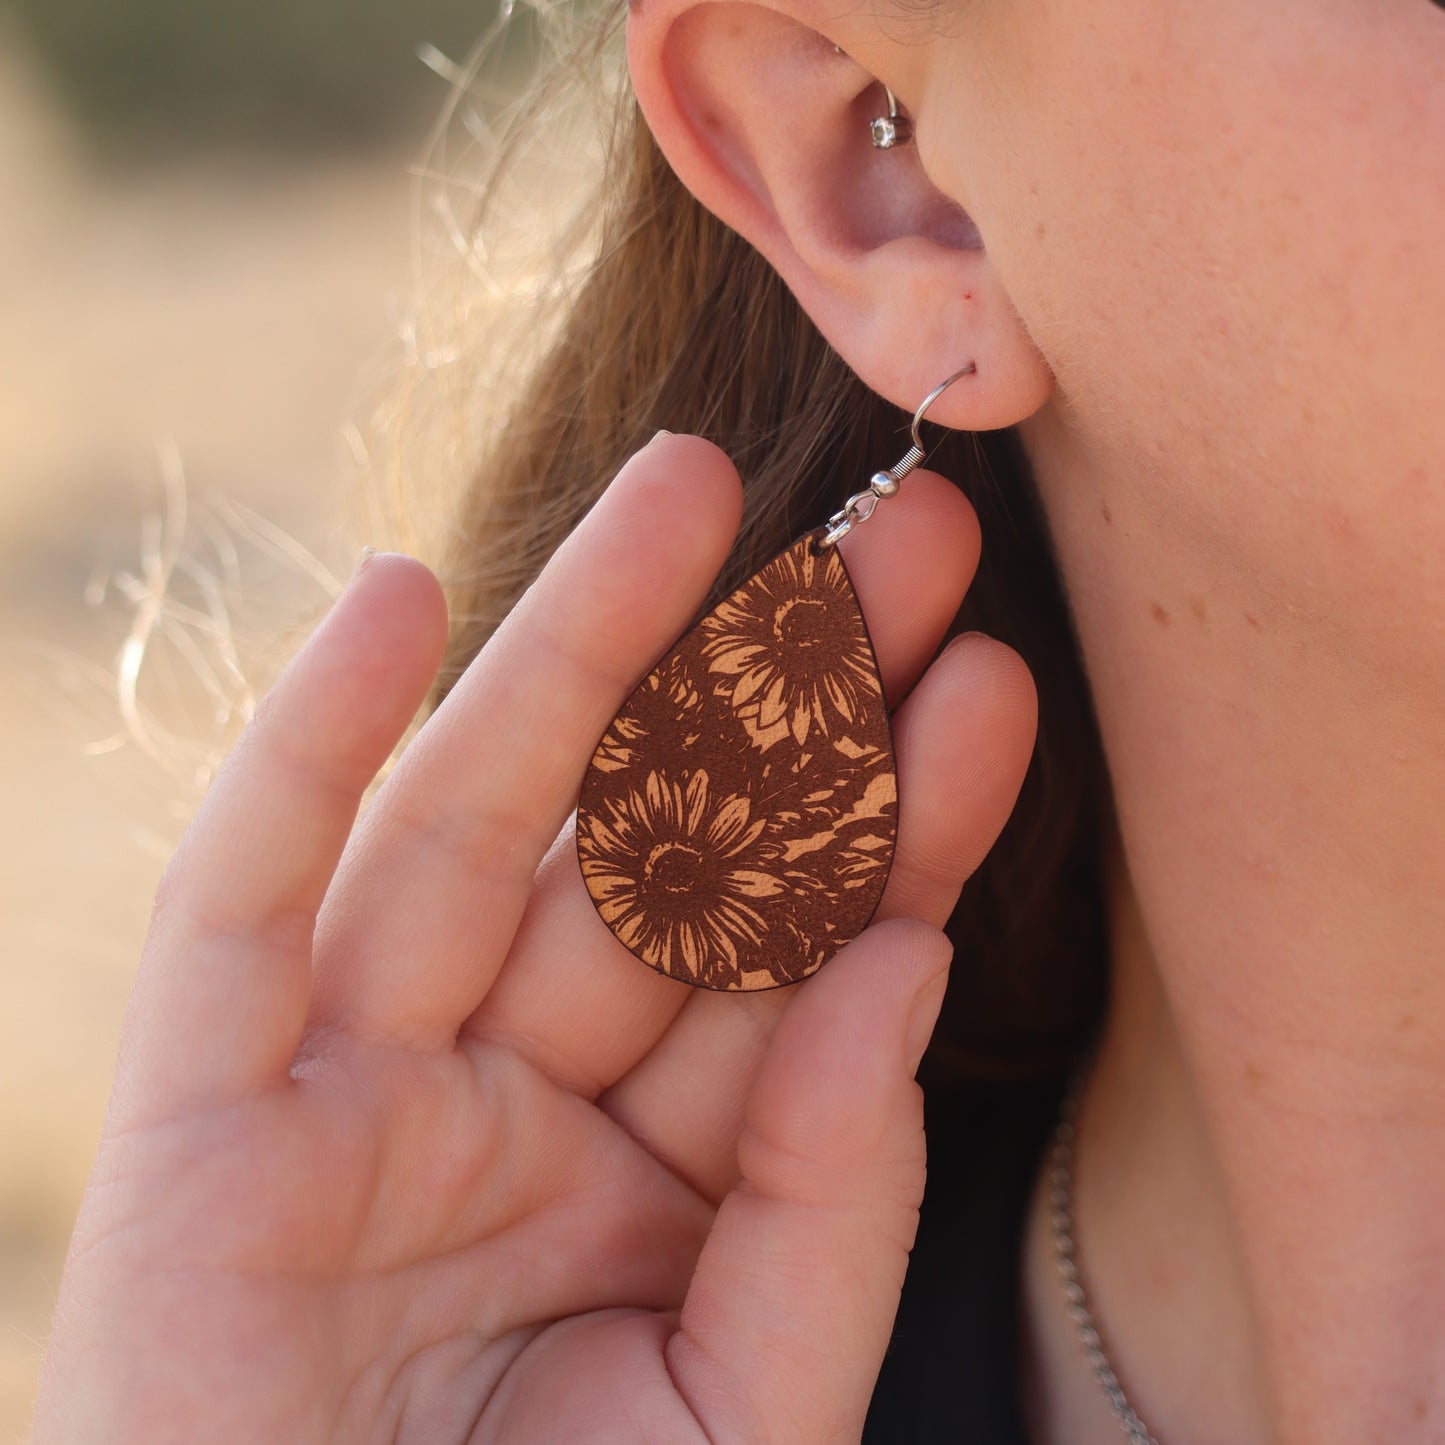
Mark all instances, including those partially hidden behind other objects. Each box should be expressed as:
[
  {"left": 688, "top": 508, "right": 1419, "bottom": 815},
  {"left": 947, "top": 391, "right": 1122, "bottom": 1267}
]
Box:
[{"left": 385, "top": 3, "right": 1108, "bottom": 1080}]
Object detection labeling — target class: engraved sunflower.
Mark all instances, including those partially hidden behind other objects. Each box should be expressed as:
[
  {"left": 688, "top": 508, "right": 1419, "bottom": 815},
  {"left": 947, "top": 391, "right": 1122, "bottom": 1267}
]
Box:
[
  {"left": 577, "top": 767, "right": 788, "bottom": 985},
  {"left": 590, "top": 654, "right": 704, "bottom": 774},
  {"left": 700, "top": 542, "right": 877, "bottom": 751}
]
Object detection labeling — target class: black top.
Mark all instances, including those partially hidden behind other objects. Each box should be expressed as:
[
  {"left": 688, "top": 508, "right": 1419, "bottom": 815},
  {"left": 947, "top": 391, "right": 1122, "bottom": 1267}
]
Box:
[{"left": 863, "top": 1063, "right": 1070, "bottom": 1443}]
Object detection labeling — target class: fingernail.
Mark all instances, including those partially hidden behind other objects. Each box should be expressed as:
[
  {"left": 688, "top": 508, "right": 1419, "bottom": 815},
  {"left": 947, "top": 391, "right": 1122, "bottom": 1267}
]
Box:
[
  {"left": 648, "top": 428, "right": 673, "bottom": 446},
  {"left": 350, "top": 546, "right": 378, "bottom": 584},
  {"left": 905, "top": 970, "right": 949, "bottom": 1074}
]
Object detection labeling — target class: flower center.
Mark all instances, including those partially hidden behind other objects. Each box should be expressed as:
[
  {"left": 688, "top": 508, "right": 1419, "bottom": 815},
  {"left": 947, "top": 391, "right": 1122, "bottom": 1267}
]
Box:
[
  {"left": 645, "top": 841, "right": 704, "bottom": 894},
  {"left": 773, "top": 596, "right": 827, "bottom": 653}
]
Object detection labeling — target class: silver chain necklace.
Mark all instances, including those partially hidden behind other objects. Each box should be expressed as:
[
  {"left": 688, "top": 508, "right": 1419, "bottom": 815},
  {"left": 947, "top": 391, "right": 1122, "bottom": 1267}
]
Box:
[{"left": 1047, "top": 1078, "right": 1162, "bottom": 1445}]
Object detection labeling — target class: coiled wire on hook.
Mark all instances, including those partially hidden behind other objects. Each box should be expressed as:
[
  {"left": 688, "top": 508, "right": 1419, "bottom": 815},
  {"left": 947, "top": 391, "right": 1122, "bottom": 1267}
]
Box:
[{"left": 814, "top": 361, "right": 977, "bottom": 549}]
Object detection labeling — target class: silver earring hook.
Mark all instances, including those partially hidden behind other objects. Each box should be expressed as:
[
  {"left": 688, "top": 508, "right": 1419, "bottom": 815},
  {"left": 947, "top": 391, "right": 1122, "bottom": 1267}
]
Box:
[{"left": 815, "top": 362, "right": 977, "bottom": 549}]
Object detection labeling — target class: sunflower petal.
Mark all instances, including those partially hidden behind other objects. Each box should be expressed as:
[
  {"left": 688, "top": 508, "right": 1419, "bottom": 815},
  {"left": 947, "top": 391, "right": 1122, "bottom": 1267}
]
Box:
[
  {"left": 757, "top": 674, "right": 789, "bottom": 728},
  {"left": 684, "top": 770, "right": 709, "bottom": 834},
  {"left": 790, "top": 701, "right": 812, "bottom": 746},
  {"left": 730, "top": 665, "right": 772, "bottom": 708},
  {"left": 707, "top": 794, "right": 752, "bottom": 849},
  {"left": 729, "top": 868, "right": 787, "bottom": 899}
]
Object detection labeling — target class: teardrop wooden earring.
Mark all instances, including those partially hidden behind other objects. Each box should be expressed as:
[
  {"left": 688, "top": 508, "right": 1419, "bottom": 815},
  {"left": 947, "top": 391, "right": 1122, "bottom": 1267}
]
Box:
[{"left": 576, "top": 363, "right": 977, "bottom": 992}]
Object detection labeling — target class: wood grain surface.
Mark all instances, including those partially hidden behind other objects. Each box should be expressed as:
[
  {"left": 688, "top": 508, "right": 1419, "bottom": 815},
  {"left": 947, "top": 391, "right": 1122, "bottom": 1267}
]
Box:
[{"left": 577, "top": 534, "right": 897, "bottom": 991}]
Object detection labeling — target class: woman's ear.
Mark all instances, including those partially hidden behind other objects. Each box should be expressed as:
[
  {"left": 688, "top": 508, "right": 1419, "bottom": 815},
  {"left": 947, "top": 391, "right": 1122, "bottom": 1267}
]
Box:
[{"left": 625, "top": 0, "right": 1053, "bottom": 430}]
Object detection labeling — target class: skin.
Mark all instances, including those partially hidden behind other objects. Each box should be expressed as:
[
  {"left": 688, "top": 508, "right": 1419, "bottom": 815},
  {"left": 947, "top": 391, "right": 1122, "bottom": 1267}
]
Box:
[
  {"left": 626, "top": 0, "right": 1445, "bottom": 1440},
  {"left": 29, "top": 2, "right": 1445, "bottom": 1442}
]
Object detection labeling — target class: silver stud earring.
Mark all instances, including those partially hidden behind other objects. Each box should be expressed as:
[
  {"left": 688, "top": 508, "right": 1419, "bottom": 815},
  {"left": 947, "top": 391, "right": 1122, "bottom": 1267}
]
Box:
[
  {"left": 869, "top": 88, "right": 912, "bottom": 149},
  {"left": 833, "top": 43, "right": 913, "bottom": 149}
]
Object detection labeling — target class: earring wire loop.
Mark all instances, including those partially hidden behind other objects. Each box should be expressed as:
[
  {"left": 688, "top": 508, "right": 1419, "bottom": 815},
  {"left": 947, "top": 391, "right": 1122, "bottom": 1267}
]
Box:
[
  {"left": 815, "top": 361, "right": 977, "bottom": 549},
  {"left": 911, "top": 362, "right": 976, "bottom": 451}
]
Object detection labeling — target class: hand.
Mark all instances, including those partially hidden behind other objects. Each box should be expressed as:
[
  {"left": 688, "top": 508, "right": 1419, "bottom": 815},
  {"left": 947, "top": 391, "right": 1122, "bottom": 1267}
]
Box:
[{"left": 30, "top": 434, "right": 1036, "bottom": 1443}]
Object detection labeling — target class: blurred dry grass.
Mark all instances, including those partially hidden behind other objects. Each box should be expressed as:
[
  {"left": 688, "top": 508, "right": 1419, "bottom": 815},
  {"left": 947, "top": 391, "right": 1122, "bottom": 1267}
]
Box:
[{"left": 0, "top": 37, "right": 426, "bottom": 1437}]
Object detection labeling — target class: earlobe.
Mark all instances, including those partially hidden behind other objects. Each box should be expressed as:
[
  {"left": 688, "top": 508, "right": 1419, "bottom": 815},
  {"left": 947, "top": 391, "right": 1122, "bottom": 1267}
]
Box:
[{"left": 625, "top": 0, "right": 1053, "bottom": 430}]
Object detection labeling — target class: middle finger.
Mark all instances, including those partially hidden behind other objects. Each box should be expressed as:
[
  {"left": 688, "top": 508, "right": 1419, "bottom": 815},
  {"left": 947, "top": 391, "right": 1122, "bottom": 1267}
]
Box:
[{"left": 307, "top": 434, "right": 744, "bottom": 1049}]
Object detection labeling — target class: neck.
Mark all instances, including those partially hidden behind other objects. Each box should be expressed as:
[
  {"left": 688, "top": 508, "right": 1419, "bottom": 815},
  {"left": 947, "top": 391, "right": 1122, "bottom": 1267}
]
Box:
[{"left": 1014, "top": 405, "right": 1445, "bottom": 1445}]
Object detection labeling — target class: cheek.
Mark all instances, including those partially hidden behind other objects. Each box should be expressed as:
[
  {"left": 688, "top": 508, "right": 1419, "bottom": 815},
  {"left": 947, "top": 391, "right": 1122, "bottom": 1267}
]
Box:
[{"left": 964, "top": 2, "right": 1445, "bottom": 610}]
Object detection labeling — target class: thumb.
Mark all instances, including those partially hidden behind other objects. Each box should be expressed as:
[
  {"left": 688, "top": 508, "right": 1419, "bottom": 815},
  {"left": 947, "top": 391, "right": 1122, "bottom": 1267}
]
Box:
[{"left": 667, "top": 916, "right": 951, "bottom": 1444}]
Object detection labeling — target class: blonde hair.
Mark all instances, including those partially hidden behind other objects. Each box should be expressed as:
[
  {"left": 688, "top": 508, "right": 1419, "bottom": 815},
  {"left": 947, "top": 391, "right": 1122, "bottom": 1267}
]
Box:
[{"left": 374, "top": 0, "right": 1108, "bottom": 1078}]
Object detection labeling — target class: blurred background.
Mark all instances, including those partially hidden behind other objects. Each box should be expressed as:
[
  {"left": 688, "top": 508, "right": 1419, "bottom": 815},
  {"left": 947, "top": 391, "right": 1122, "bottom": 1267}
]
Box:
[{"left": 0, "top": 0, "right": 558, "bottom": 1431}]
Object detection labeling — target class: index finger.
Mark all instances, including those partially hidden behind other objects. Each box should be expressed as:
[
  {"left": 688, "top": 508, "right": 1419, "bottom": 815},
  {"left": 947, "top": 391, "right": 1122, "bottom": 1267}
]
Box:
[
  {"left": 114, "top": 554, "right": 449, "bottom": 1126},
  {"left": 308, "top": 434, "right": 744, "bottom": 1049}
]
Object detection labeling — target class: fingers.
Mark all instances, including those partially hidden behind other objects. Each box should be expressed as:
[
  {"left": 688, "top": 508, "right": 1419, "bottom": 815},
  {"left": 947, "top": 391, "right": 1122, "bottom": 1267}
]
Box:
[
  {"left": 459, "top": 469, "right": 980, "bottom": 1092},
  {"left": 595, "top": 630, "right": 1038, "bottom": 1201},
  {"left": 868, "top": 629, "right": 1039, "bottom": 923},
  {"left": 827, "top": 467, "right": 982, "bottom": 708},
  {"left": 307, "top": 435, "right": 745, "bottom": 1049},
  {"left": 113, "top": 555, "right": 448, "bottom": 1124},
  {"left": 666, "top": 917, "right": 952, "bottom": 1445}
]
